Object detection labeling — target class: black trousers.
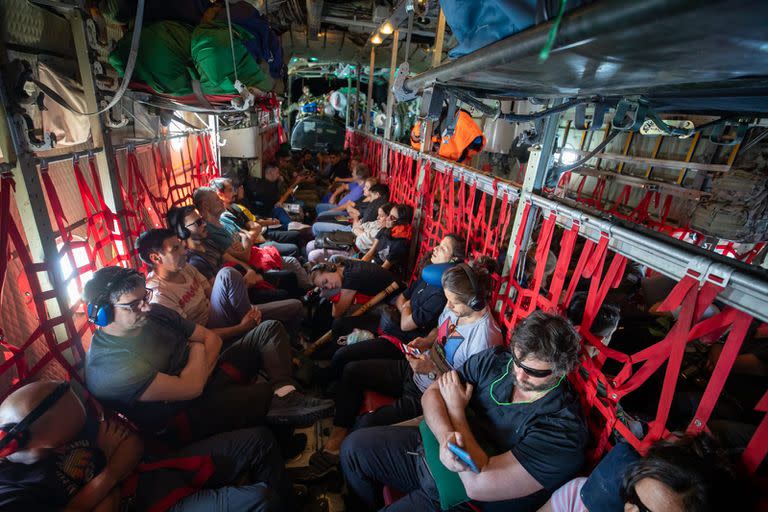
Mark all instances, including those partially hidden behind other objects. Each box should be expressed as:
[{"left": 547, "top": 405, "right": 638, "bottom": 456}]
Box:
[
  {"left": 334, "top": 358, "right": 423, "bottom": 430},
  {"left": 330, "top": 337, "right": 405, "bottom": 378},
  {"left": 341, "top": 426, "right": 448, "bottom": 512},
  {"left": 171, "top": 322, "right": 293, "bottom": 443},
  {"left": 136, "top": 427, "right": 292, "bottom": 511}
]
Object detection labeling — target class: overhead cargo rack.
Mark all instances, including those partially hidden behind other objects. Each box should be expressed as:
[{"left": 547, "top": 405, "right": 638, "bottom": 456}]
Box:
[{"left": 400, "top": 0, "right": 768, "bottom": 112}]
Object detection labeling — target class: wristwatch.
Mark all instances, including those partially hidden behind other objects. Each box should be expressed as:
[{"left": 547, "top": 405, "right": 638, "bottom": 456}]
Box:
[{"left": 428, "top": 372, "right": 437, "bottom": 380}]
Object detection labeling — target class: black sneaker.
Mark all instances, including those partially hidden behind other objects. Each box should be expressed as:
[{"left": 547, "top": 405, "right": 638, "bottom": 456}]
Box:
[
  {"left": 266, "top": 391, "right": 334, "bottom": 428},
  {"left": 288, "top": 450, "right": 341, "bottom": 482}
]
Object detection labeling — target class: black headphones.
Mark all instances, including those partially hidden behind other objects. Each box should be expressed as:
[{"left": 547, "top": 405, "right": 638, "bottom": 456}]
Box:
[
  {"left": 87, "top": 267, "right": 142, "bottom": 327},
  {"left": 169, "top": 206, "right": 195, "bottom": 241},
  {"left": 458, "top": 263, "right": 485, "bottom": 311},
  {"left": 0, "top": 382, "right": 70, "bottom": 457}
]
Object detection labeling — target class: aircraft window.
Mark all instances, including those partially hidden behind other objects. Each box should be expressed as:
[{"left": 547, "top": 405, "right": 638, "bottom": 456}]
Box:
[{"left": 57, "top": 238, "right": 93, "bottom": 307}]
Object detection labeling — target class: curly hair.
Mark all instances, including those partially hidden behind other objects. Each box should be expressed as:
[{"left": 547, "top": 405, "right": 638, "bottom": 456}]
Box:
[{"left": 511, "top": 310, "right": 581, "bottom": 376}]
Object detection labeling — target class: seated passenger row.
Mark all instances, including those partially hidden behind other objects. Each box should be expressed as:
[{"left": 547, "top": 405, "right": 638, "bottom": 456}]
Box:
[{"left": 0, "top": 151, "right": 744, "bottom": 511}]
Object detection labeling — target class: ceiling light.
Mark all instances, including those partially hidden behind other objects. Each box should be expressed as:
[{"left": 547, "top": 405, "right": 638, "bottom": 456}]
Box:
[
  {"left": 371, "top": 33, "right": 383, "bottom": 45},
  {"left": 381, "top": 21, "right": 393, "bottom": 35}
]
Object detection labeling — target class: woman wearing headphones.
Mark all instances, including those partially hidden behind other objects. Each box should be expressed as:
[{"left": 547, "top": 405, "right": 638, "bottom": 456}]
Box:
[{"left": 299, "top": 256, "right": 502, "bottom": 481}]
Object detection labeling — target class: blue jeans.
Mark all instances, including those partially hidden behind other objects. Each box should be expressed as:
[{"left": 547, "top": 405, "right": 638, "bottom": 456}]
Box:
[
  {"left": 207, "top": 266, "right": 305, "bottom": 346},
  {"left": 312, "top": 221, "right": 353, "bottom": 237},
  {"left": 272, "top": 206, "right": 292, "bottom": 228},
  {"left": 315, "top": 203, "right": 337, "bottom": 215}
]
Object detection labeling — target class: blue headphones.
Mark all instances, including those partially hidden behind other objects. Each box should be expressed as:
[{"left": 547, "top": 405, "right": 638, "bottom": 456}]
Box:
[{"left": 87, "top": 268, "right": 142, "bottom": 327}]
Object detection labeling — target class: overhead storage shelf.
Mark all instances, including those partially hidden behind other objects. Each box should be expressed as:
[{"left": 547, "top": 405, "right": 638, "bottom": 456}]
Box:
[{"left": 402, "top": 0, "right": 768, "bottom": 113}]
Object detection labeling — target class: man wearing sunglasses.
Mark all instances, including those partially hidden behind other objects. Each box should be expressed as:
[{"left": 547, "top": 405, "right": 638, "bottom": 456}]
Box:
[{"left": 341, "top": 310, "right": 589, "bottom": 511}]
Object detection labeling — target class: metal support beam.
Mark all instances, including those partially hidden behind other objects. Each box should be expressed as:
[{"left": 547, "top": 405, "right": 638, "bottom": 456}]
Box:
[
  {"left": 353, "top": 63, "right": 361, "bottom": 129},
  {"left": 345, "top": 74, "right": 352, "bottom": 128},
  {"left": 383, "top": 29, "right": 400, "bottom": 142},
  {"left": 0, "top": 70, "right": 72, "bottom": 346},
  {"left": 71, "top": 10, "right": 128, "bottom": 226},
  {"left": 531, "top": 194, "right": 768, "bottom": 322},
  {"left": 504, "top": 100, "right": 563, "bottom": 279},
  {"left": 365, "top": 47, "right": 375, "bottom": 134},
  {"left": 430, "top": 9, "right": 446, "bottom": 68},
  {"left": 306, "top": 0, "right": 324, "bottom": 40}
]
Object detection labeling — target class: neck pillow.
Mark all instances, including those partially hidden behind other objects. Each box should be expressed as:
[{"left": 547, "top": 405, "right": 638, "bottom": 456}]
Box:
[{"left": 421, "top": 263, "right": 457, "bottom": 287}]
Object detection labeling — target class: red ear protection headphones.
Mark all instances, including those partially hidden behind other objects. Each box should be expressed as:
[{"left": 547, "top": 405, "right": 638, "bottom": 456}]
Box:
[{"left": 0, "top": 381, "right": 71, "bottom": 458}]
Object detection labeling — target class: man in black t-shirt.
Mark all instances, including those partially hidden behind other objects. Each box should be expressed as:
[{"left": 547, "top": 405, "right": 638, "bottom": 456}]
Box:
[
  {"left": 0, "top": 381, "right": 292, "bottom": 511},
  {"left": 341, "top": 311, "right": 589, "bottom": 511}
]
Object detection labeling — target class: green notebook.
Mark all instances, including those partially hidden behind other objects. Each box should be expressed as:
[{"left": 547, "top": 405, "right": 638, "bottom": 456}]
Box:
[{"left": 418, "top": 420, "right": 471, "bottom": 510}]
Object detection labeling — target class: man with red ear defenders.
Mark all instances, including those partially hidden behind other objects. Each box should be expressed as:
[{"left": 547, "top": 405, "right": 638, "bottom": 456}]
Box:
[{"left": 0, "top": 380, "right": 293, "bottom": 511}]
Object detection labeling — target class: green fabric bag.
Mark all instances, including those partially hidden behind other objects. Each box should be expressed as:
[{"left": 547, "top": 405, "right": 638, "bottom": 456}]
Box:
[
  {"left": 191, "top": 22, "right": 274, "bottom": 95},
  {"left": 109, "top": 21, "right": 196, "bottom": 96},
  {"left": 419, "top": 420, "right": 471, "bottom": 510}
]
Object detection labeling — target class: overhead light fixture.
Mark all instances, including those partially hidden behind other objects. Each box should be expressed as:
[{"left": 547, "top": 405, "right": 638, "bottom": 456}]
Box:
[
  {"left": 381, "top": 21, "right": 394, "bottom": 35},
  {"left": 371, "top": 33, "right": 383, "bottom": 45}
]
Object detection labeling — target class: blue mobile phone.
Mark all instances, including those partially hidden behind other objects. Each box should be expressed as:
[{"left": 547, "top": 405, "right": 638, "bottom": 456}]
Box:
[{"left": 447, "top": 442, "right": 480, "bottom": 473}]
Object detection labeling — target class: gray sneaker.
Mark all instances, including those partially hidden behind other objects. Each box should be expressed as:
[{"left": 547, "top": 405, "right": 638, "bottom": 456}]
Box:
[{"left": 266, "top": 391, "right": 334, "bottom": 427}]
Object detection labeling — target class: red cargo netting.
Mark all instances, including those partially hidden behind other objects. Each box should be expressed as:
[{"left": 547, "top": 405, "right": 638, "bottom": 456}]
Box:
[
  {"left": 495, "top": 202, "right": 764, "bottom": 472},
  {"left": 385, "top": 148, "right": 419, "bottom": 209},
  {"left": 417, "top": 161, "right": 514, "bottom": 267},
  {"left": 0, "top": 171, "right": 90, "bottom": 400}
]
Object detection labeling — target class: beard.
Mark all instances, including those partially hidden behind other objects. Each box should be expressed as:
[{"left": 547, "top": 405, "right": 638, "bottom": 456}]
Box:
[{"left": 511, "top": 371, "right": 560, "bottom": 392}]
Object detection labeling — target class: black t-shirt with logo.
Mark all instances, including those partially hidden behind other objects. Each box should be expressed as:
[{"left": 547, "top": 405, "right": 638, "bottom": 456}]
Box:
[
  {"left": 0, "top": 418, "right": 103, "bottom": 511},
  {"left": 457, "top": 347, "right": 589, "bottom": 511}
]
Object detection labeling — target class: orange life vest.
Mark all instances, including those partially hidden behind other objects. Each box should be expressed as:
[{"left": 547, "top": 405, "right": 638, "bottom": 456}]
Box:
[{"left": 410, "top": 111, "right": 485, "bottom": 162}]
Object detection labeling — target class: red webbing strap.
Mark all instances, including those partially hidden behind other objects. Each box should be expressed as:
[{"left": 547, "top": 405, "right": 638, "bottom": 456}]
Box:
[
  {"left": 582, "top": 251, "right": 627, "bottom": 335},
  {"left": 743, "top": 390, "right": 768, "bottom": 473},
  {"left": 609, "top": 185, "right": 632, "bottom": 215},
  {"left": 508, "top": 202, "right": 531, "bottom": 277},
  {"left": 562, "top": 238, "right": 596, "bottom": 308},
  {"left": 122, "top": 456, "right": 215, "bottom": 512},
  {"left": 548, "top": 219, "right": 579, "bottom": 307},
  {"left": 687, "top": 309, "right": 751, "bottom": 434},
  {"left": 522, "top": 212, "right": 557, "bottom": 315},
  {"left": 647, "top": 287, "right": 728, "bottom": 442},
  {"left": 74, "top": 158, "right": 128, "bottom": 267},
  {"left": 126, "top": 150, "right": 165, "bottom": 228}
]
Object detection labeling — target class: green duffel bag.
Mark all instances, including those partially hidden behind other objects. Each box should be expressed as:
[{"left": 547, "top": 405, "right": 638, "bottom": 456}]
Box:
[
  {"left": 109, "top": 21, "right": 196, "bottom": 96},
  {"left": 191, "top": 22, "right": 275, "bottom": 95}
]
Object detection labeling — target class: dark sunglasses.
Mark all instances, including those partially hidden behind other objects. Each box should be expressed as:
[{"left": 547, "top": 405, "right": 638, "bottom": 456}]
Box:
[
  {"left": 624, "top": 488, "right": 653, "bottom": 512},
  {"left": 113, "top": 289, "right": 153, "bottom": 312},
  {"left": 510, "top": 351, "right": 553, "bottom": 378},
  {"left": 185, "top": 218, "right": 205, "bottom": 228}
]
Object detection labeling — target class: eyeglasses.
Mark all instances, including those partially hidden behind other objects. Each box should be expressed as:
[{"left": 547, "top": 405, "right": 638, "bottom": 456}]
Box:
[
  {"left": 113, "top": 289, "right": 153, "bottom": 312},
  {"left": 185, "top": 218, "right": 205, "bottom": 228},
  {"left": 624, "top": 488, "right": 653, "bottom": 512},
  {"left": 510, "top": 350, "right": 553, "bottom": 378}
]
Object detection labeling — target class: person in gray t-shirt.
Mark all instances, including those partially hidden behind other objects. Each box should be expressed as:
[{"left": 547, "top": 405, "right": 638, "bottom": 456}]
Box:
[{"left": 298, "top": 259, "right": 502, "bottom": 481}]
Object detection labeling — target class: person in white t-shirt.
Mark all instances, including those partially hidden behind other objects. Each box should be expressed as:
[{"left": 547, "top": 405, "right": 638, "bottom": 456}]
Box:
[{"left": 137, "top": 228, "right": 333, "bottom": 426}]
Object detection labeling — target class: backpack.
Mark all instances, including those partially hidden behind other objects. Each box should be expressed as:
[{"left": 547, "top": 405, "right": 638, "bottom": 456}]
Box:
[
  {"left": 314, "top": 231, "right": 357, "bottom": 251},
  {"left": 690, "top": 158, "right": 768, "bottom": 242}
]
